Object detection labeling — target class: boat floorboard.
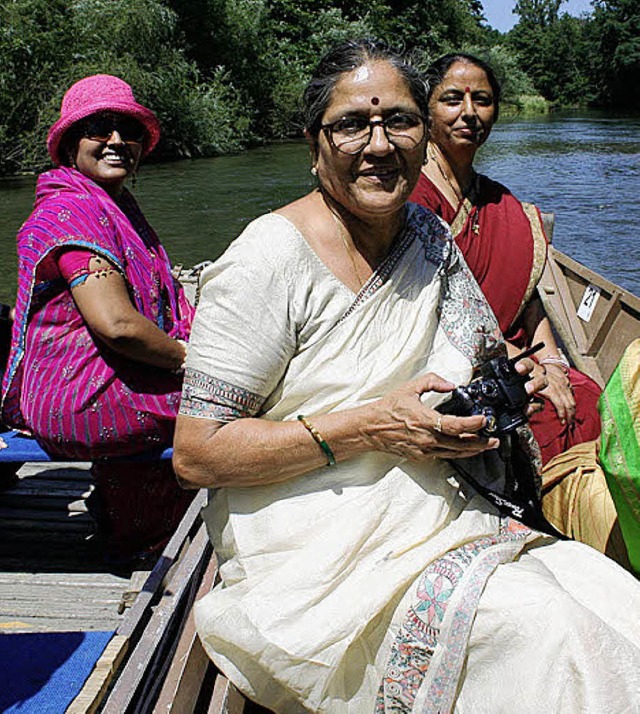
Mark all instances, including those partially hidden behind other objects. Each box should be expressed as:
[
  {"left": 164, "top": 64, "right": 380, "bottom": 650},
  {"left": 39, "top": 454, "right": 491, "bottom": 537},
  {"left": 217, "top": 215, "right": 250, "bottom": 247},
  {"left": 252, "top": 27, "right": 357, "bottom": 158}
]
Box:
[{"left": 0, "top": 462, "right": 138, "bottom": 634}]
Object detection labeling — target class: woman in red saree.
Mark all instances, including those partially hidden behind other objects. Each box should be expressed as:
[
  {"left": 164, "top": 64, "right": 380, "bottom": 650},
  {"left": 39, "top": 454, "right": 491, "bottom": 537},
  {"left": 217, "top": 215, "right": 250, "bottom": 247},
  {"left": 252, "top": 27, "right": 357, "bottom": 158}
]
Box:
[{"left": 410, "top": 53, "right": 601, "bottom": 465}]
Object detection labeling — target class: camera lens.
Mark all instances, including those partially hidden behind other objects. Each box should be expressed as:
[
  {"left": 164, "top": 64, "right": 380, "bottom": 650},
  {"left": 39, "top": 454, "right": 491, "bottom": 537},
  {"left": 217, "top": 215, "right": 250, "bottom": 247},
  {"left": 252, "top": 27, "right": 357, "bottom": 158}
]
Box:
[{"left": 481, "top": 381, "right": 499, "bottom": 399}]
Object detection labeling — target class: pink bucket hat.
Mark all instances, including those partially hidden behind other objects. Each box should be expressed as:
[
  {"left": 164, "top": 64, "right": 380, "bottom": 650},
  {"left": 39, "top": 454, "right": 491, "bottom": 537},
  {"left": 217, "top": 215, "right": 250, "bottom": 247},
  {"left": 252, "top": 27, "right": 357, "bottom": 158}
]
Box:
[{"left": 47, "top": 74, "right": 161, "bottom": 165}]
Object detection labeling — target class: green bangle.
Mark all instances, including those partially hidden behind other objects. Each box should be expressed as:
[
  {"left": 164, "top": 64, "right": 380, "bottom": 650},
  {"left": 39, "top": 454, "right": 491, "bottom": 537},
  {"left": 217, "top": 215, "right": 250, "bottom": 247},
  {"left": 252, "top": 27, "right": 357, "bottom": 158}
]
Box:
[{"left": 297, "top": 415, "right": 336, "bottom": 467}]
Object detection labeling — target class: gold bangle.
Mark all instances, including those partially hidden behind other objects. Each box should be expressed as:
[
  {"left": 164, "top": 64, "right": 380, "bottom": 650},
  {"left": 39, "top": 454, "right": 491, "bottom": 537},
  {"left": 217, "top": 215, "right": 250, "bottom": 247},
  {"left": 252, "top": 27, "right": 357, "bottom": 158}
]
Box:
[{"left": 297, "top": 415, "right": 336, "bottom": 467}]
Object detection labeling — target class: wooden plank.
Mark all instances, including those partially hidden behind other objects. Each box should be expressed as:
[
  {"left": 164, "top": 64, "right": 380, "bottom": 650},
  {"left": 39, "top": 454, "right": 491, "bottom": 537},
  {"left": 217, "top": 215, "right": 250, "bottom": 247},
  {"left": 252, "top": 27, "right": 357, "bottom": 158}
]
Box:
[
  {"left": 0, "top": 596, "right": 124, "bottom": 621},
  {"left": 0, "top": 583, "right": 124, "bottom": 605},
  {"left": 153, "top": 552, "right": 219, "bottom": 713},
  {"left": 538, "top": 253, "right": 605, "bottom": 385},
  {"left": 102, "top": 521, "right": 211, "bottom": 713},
  {"left": 67, "top": 634, "right": 129, "bottom": 714},
  {"left": 547, "top": 248, "right": 591, "bottom": 354},
  {"left": 0, "top": 529, "right": 93, "bottom": 545},
  {"left": 0, "top": 507, "right": 93, "bottom": 524},
  {"left": 208, "top": 675, "right": 246, "bottom": 714},
  {"left": 0, "top": 571, "right": 127, "bottom": 587},
  {"left": 541, "top": 212, "right": 555, "bottom": 242},
  {"left": 1, "top": 479, "right": 92, "bottom": 495},
  {"left": 0, "top": 608, "right": 121, "bottom": 625},
  {"left": 116, "top": 489, "right": 207, "bottom": 640},
  {"left": 13, "top": 463, "right": 92, "bottom": 479},
  {"left": 0, "top": 490, "right": 89, "bottom": 514},
  {"left": 584, "top": 291, "right": 622, "bottom": 356},
  {"left": 541, "top": 247, "right": 640, "bottom": 383}
]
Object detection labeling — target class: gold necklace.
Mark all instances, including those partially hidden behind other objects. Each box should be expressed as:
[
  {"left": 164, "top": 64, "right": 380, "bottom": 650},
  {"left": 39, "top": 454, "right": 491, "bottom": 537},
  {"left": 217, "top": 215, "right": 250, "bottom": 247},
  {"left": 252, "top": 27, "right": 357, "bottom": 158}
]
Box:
[
  {"left": 427, "top": 146, "right": 480, "bottom": 235},
  {"left": 330, "top": 211, "right": 367, "bottom": 290}
]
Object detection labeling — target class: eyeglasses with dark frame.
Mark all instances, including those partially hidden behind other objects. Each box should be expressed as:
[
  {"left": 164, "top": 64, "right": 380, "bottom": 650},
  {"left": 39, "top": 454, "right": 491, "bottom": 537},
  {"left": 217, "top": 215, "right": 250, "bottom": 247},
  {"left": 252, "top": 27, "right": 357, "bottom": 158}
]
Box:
[
  {"left": 80, "top": 113, "right": 146, "bottom": 145},
  {"left": 321, "top": 112, "right": 426, "bottom": 155}
]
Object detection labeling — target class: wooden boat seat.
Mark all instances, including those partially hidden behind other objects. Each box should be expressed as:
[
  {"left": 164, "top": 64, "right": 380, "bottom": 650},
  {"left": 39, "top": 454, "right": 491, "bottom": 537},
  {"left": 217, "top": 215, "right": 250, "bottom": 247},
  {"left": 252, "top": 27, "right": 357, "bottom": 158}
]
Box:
[
  {"left": 54, "top": 481, "right": 267, "bottom": 713},
  {"left": 0, "top": 428, "right": 173, "bottom": 462}
]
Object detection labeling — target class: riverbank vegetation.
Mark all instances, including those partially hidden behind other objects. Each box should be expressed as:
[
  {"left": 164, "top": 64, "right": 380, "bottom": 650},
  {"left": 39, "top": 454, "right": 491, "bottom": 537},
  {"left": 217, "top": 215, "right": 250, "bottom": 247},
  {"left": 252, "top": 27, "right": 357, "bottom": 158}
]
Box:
[{"left": 1, "top": 0, "right": 638, "bottom": 174}]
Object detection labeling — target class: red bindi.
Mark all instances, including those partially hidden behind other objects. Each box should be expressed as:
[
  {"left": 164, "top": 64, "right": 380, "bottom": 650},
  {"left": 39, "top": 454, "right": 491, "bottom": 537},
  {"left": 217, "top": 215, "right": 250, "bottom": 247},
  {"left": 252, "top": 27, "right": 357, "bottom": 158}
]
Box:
[
  {"left": 371, "top": 97, "right": 380, "bottom": 105},
  {"left": 464, "top": 86, "right": 471, "bottom": 93}
]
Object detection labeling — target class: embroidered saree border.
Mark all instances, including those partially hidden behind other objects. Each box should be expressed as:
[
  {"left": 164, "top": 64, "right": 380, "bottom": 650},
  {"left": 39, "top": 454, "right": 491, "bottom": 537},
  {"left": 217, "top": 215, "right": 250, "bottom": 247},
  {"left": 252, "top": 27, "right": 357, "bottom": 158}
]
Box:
[
  {"left": 179, "top": 368, "right": 265, "bottom": 421},
  {"left": 446, "top": 189, "right": 547, "bottom": 332},
  {"left": 448, "top": 186, "right": 476, "bottom": 239},
  {"left": 513, "top": 202, "right": 548, "bottom": 325},
  {"left": 338, "top": 219, "right": 416, "bottom": 323},
  {"left": 376, "top": 528, "right": 530, "bottom": 713}
]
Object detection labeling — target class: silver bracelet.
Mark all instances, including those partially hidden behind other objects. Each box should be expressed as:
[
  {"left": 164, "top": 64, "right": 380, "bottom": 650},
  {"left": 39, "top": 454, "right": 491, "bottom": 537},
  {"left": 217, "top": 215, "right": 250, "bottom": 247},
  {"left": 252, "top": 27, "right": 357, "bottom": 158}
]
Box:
[{"left": 539, "top": 352, "right": 570, "bottom": 374}]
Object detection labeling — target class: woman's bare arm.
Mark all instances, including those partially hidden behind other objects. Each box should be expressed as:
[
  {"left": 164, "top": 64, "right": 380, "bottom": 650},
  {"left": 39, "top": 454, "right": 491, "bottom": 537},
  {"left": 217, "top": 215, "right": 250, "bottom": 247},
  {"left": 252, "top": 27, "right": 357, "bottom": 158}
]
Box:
[
  {"left": 70, "top": 255, "right": 186, "bottom": 370},
  {"left": 174, "top": 367, "right": 547, "bottom": 490},
  {"left": 520, "top": 295, "right": 576, "bottom": 424}
]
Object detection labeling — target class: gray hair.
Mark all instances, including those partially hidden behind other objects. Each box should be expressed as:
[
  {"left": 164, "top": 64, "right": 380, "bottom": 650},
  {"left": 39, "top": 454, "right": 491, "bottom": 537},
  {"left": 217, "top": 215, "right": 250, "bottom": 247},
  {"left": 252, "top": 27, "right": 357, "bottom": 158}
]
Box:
[{"left": 303, "top": 39, "right": 429, "bottom": 139}]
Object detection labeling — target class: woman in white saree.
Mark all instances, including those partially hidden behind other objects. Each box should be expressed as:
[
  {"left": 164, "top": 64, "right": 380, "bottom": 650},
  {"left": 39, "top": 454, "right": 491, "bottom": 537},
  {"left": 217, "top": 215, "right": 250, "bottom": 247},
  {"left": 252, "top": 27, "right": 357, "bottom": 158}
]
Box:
[{"left": 174, "top": 40, "right": 640, "bottom": 714}]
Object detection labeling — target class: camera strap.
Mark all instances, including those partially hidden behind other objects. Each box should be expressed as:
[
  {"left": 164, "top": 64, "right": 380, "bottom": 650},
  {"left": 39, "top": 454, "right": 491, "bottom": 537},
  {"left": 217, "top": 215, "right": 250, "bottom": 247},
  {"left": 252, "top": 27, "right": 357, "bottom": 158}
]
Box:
[{"left": 445, "top": 459, "right": 568, "bottom": 540}]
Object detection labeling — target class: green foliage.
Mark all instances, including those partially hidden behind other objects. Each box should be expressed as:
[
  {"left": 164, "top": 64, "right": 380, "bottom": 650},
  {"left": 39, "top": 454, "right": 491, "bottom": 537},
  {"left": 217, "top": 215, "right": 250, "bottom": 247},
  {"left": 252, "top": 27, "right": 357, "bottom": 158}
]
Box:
[
  {"left": 0, "top": 0, "right": 251, "bottom": 174},
  {"left": 508, "top": 1, "right": 599, "bottom": 106},
  {"left": 590, "top": 0, "right": 640, "bottom": 106},
  {"left": 262, "top": 5, "right": 375, "bottom": 137},
  {"left": 511, "top": 94, "right": 550, "bottom": 114},
  {"left": 1, "top": 0, "right": 637, "bottom": 175},
  {"left": 0, "top": 0, "right": 73, "bottom": 172}
]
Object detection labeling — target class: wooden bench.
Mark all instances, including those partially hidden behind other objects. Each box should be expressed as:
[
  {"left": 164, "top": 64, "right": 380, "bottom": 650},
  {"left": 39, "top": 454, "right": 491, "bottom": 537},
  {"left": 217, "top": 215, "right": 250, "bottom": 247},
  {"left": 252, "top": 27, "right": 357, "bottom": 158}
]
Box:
[
  {"left": 0, "top": 430, "right": 255, "bottom": 712},
  {"left": 93, "top": 492, "right": 271, "bottom": 713},
  {"left": 66, "top": 490, "right": 219, "bottom": 713},
  {"left": 0, "top": 428, "right": 173, "bottom": 463}
]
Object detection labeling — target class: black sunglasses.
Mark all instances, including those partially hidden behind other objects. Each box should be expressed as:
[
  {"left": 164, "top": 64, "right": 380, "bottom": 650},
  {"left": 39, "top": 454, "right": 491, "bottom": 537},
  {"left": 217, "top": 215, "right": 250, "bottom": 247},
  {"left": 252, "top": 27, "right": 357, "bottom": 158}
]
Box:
[{"left": 80, "top": 113, "right": 146, "bottom": 145}]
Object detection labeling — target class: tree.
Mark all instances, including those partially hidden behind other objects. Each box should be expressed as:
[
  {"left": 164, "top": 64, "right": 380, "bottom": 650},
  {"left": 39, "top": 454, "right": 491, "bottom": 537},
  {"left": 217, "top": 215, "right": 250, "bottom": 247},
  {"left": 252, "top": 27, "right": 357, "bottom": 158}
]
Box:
[
  {"left": 590, "top": 0, "right": 640, "bottom": 106},
  {"left": 513, "top": 0, "right": 563, "bottom": 28},
  {"left": 0, "top": 0, "right": 73, "bottom": 172},
  {"left": 0, "top": 0, "right": 250, "bottom": 173},
  {"left": 508, "top": 0, "right": 594, "bottom": 104}
]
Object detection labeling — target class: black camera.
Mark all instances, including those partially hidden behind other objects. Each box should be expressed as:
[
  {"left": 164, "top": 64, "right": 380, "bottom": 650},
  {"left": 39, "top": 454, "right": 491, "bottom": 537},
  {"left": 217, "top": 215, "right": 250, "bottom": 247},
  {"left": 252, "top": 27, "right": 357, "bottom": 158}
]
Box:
[{"left": 436, "top": 343, "right": 544, "bottom": 437}]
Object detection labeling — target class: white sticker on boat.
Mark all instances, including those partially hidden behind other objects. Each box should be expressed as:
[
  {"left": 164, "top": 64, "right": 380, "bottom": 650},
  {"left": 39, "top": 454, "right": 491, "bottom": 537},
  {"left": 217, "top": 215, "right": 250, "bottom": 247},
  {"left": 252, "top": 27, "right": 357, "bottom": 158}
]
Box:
[{"left": 577, "top": 284, "right": 601, "bottom": 322}]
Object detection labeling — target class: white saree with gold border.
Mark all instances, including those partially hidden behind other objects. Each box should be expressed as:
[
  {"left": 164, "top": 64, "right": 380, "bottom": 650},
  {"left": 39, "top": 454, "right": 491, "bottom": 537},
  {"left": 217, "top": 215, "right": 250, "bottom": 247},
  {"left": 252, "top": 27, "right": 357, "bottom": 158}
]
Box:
[{"left": 183, "top": 205, "right": 640, "bottom": 713}]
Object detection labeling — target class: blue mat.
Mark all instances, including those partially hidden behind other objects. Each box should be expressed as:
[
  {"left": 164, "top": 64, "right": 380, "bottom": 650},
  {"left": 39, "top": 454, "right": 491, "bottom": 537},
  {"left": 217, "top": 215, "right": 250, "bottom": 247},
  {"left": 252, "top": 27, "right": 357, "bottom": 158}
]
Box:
[
  {"left": 0, "top": 630, "right": 114, "bottom": 713},
  {"left": 0, "top": 429, "right": 173, "bottom": 462}
]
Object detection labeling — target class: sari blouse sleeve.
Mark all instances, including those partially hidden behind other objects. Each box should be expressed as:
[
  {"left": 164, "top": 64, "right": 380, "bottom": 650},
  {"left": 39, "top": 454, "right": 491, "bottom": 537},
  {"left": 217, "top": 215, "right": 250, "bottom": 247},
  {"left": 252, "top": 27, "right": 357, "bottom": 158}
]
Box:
[{"left": 180, "top": 220, "right": 297, "bottom": 422}]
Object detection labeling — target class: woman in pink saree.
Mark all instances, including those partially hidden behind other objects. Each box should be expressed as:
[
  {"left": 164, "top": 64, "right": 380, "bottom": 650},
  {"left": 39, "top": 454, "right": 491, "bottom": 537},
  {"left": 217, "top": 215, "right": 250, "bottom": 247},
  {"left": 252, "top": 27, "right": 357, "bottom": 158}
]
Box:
[{"left": 1, "top": 75, "right": 194, "bottom": 562}]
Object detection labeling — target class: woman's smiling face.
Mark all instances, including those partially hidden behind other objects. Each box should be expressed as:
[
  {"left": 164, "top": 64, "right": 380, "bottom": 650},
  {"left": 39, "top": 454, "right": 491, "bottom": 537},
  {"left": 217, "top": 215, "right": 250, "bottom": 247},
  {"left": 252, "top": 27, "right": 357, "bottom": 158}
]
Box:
[
  {"left": 428, "top": 60, "right": 496, "bottom": 155},
  {"left": 71, "top": 113, "right": 143, "bottom": 196},
  {"left": 312, "top": 60, "right": 427, "bottom": 222}
]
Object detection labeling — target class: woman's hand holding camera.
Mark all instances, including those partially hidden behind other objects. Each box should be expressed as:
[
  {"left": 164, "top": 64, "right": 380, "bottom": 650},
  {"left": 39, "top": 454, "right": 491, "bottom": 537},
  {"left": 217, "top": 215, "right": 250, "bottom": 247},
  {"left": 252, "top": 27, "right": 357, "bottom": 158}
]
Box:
[
  {"left": 365, "top": 358, "right": 547, "bottom": 462},
  {"left": 365, "top": 372, "right": 499, "bottom": 461}
]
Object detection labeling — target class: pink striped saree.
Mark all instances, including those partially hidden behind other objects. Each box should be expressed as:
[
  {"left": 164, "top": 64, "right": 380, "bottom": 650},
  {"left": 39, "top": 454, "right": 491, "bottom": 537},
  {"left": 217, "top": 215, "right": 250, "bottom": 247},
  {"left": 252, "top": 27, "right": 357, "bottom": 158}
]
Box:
[{"left": 1, "top": 166, "right": 193, "bottom": 458}]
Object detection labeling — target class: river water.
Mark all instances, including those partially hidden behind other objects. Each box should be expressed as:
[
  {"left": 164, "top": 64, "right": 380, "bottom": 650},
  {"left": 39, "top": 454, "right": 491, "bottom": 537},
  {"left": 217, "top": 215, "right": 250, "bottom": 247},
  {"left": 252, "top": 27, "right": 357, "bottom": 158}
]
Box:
[{"left": 0, "top": 112, "right": 638, "bottom": 304}]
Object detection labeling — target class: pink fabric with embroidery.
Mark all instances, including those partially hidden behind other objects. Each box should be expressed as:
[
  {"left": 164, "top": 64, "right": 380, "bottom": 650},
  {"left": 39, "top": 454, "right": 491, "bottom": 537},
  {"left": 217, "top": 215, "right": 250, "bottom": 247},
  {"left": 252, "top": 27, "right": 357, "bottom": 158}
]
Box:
[
  {"left": 1, "top": 167, "right": 195, "bottom": 560},
  {"left": 2, "top": 166, "right": 194, "bottom": 458}
]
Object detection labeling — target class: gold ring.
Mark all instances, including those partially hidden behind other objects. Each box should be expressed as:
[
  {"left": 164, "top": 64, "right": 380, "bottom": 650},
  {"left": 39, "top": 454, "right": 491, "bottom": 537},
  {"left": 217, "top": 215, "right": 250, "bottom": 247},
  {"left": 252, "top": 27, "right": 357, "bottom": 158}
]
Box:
[{"left": 434, "top": 414, "right": 443, "bottom": 433}]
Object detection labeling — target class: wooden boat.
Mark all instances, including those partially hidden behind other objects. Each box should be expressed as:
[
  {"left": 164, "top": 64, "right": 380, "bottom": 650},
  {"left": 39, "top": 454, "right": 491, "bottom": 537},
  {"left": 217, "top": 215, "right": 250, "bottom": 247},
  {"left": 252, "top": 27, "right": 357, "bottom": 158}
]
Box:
[
  {"left": 538, "top": 214, "right": 640, "bottom": 387},
  {"left": 0, "top": 220, "right": 638, "bottom": 713}
]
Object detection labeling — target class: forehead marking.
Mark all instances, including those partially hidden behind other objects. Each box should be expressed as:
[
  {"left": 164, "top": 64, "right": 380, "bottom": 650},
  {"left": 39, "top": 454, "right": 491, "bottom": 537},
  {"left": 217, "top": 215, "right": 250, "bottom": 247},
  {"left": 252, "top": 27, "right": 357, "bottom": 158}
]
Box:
[
  {"left": 371, "top": 96, "right": 380, "bottom": 105},
  {"left": 464, "top": 86, "right": 471, "bottom": 93},
  {"left": 353, "top": 65, "right": 370, "bottom": 82}
]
